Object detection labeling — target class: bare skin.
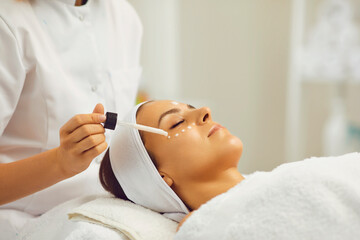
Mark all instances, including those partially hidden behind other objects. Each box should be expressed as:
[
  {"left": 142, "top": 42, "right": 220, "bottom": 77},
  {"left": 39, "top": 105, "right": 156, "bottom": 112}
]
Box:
[
  {"left": 136, "top": 100, "right": 245, "bottom": 214},
  {"left": 177, "top": 211, "right": 193, "bottom": 231},
  {"left": 0, "top": 104, "right": 107, "bottom": 205},
  {"left": 75, "top": 0, "right": 83, "bottom": 6}
]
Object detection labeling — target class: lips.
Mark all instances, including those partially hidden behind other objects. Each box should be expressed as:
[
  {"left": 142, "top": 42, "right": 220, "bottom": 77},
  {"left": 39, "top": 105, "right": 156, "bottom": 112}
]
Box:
[{"left": 208, "top": 124, "right": 224, "bottom": 137}]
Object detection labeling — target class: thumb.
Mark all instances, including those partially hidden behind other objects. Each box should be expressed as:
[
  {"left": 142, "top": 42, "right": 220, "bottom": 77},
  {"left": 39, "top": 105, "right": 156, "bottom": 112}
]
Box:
[{"left": 93, "top": 103, "right": 105, "bottom": 115}]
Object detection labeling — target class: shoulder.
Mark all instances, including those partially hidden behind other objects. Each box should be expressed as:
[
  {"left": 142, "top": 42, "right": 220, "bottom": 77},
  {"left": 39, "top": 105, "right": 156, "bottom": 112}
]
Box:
[
  {"left": 104, "top": 0, "right": 142, "bottom": 30},
  {"left": 0, "top": 0, "right": 33, "bottom": 18},
  {"left": 0, "top": 0, "right": 21, "bottom": 10},
  {"left": 177, "top": 211, "right": 194, "bottom": 232},
  {"left": 107, "top": 0, "right": 139, "bottom": 15},
  {"left": 0, "top": 0, "right": 35, "bottom": 32}
]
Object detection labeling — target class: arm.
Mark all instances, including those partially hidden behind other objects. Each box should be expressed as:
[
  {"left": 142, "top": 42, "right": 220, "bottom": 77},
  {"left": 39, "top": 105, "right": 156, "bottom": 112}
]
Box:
[
  {"left": 0, "top": 104, "right": 108, "bottom": 205},
  {"left": 0, "top": 148, "right": 67, "bottom": 205}
]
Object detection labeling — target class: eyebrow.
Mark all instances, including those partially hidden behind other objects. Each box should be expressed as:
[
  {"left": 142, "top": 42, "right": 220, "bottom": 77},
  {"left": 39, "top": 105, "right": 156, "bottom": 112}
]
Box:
[{"left": 158, "top": 104, "right": 195, "bottom": 127}]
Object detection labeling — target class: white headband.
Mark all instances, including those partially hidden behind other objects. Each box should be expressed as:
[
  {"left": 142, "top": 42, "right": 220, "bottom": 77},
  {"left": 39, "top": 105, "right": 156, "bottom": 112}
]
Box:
[{"left": 109, "top": 102, "right": 189, "bottom": 222}]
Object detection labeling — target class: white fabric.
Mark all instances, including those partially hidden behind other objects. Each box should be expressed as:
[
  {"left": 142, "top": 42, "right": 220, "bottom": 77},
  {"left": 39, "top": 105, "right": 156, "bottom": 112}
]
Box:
[
  {"left": 109, "top": 103, "right": 189, "bottom": 222},
  {"left": 0, "top": 0, "right": 142, "bottom": 236},
  {"left": 57, "top": 0, "right": 77, "bottom": 5},
  {"left": 68, "top": 196, "right": 178, "bottom": 240},
  {"left": 19, "top": 195, "right": 129, "bottom": 240},
  {"left": 0, "top": 209, "right": 35, "bottom": 240},
  {"left": 175, "top": 153, "right": 360, "bottom": 240},
  {"left": 0, "top": 162, "right": 105, "bottom": 239}
]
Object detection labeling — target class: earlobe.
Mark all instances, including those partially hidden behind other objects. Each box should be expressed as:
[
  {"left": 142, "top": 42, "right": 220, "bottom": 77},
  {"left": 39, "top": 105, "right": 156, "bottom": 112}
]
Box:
[{"left": 159, "top": 171, "right": 174, "bottom": 187}]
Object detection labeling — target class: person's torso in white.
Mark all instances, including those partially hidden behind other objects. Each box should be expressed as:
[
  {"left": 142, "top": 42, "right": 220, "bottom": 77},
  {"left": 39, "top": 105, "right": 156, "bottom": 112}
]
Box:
[{"left": 0, "top": 0, "right": 142, "bottom": 215}]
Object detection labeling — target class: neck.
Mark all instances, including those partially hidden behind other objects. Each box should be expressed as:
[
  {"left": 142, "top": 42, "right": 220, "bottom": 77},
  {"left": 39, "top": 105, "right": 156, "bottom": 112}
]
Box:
[
  {"left": 75, "top": 0, "right": 84, "bottom": 6},
  {"left": 177, "top": 168, "right": 244, "bottom": 210}
]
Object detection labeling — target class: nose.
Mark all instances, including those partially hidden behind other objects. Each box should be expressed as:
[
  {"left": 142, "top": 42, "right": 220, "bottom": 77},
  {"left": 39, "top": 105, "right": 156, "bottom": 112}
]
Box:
[{"left": 197, "top": 107, "right": 212, "bottom": 125}]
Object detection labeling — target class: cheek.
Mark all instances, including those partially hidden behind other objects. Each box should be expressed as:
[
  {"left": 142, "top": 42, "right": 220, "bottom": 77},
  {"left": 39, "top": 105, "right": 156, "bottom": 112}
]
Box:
[
  {"left": 164, "top": 131, "right": 207, "bottom": 158},
  {"left": 151, "top": 127, "right": 242, "bottom": 181},
  {"left": 156, "top": 130, "right": 212, "bottom": 168},
  {"left": 165, "top": 124, "right": 196, "bottom": 140},
  {"left": 212, "top": 134, "right": 243, "bottom": 167},
  {"left": 162, "top": 138, "right": 218, "bottom": 180}
]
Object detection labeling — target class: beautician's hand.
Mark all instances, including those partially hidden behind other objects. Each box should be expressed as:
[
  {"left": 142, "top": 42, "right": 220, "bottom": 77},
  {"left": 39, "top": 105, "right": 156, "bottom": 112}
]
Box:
[
  {"left": 0, "top": 104, "right": 107, "bottom": 205},
  {"left": 55, "top": 104, "right": 107, "bottom": 177}
]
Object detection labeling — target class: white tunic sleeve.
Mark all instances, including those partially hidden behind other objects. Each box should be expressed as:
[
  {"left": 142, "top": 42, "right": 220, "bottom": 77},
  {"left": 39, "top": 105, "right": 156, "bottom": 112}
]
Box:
[{"left": 0, "top": 17, "right": 26, "bottom": 136}]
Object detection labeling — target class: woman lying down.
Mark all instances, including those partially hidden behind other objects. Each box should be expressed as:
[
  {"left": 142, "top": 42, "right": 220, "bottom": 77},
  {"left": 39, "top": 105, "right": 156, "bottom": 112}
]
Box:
[{"left": 100, "top": 100, "right": 360, "bottom": 240}]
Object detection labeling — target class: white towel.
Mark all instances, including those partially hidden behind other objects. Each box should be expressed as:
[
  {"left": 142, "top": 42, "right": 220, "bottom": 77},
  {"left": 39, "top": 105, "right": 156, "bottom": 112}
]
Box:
[
  {"left": 68, "top": 197, "right": 177, "bottom": 240},
  {"left": 175, "top": 153, "right": 360, "bottom": 240},
  {"left": 18, "top": 195, "right": 174, "bottom": 240},
  {"left": 18, "top": 195, "right": 126, "bottom": 240}
]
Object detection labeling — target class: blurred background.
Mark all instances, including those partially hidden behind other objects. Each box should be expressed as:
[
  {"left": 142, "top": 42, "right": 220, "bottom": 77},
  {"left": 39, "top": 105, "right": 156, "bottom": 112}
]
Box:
[{"left": 128, "top": 0, "right": 360, "bottom": 174}]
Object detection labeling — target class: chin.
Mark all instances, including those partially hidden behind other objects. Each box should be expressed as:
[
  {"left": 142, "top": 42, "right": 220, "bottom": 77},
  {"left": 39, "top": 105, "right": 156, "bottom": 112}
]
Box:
[
  {"left": 228, "top": 135, "right": 243, "bottom": 157},
  {"left": 217, "top": 134, "right": 243, "bottom": 166}
]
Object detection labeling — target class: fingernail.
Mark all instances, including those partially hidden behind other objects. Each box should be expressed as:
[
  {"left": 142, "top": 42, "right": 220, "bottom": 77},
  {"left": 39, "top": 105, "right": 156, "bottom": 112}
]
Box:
[{"left": 99, "top": 115, "right": 106, "bottom": 122}]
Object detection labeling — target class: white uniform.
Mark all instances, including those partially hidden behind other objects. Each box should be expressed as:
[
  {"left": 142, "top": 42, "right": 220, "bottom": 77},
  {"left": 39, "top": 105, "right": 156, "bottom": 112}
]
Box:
[{"left": 0, "top": 0, "right": 142, "bottom": 237}]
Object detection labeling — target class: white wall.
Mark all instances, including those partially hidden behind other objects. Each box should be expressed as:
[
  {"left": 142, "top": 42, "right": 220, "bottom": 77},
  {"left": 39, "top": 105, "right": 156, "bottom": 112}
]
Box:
[
  {"left": 129, "top": 0, "right": 292, "bottom": 173},
  {"left": 178, "top": 1, "right": 292, "bottom": 173},
  {"left": 128, "top": 0, "right": 180, "bottom": 99}
]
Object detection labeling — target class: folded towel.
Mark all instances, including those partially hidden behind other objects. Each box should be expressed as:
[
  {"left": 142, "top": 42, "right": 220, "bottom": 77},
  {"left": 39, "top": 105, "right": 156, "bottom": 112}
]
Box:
[
  {"left": 68, "top": 197, "right": 177, "bottom": 240},
  {"left": 175, "top": 153, "right": 360, "bottom": 240},
  {"left": 19, "top": 195, "right": 175, "bottom": 240},
  {"left": 19, "top": 195, "right": 112, "bottom": 240}
]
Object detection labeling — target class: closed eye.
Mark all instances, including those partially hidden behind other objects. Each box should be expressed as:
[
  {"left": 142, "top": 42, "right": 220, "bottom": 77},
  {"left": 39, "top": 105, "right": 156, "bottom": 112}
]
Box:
[{"left": 171, "top": 120, "right": 184, "bottom": 129}]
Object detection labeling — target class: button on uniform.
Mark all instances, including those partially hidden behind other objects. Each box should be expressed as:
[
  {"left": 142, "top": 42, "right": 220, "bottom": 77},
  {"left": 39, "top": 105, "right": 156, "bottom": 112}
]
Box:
[{"left": 91, "top": 85, "right": 97, "bottom": 92}]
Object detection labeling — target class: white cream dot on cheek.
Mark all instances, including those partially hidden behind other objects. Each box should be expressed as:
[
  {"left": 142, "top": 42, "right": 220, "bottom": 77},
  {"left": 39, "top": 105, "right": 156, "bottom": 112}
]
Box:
[
  {"left": 187, "top": 126, "right": 192, "bottom": 129},
  {"left": 192, "top": 123, "right": 196, "bottom": 126},
  {"left": 181, "top": 129, "right": 185, "bottom": 132},
  {"left": 175, "top": 133, "right": 179, "bottom": 137},
  {"left": 168, "top": 136, "right": 171, "bottom": 139}
]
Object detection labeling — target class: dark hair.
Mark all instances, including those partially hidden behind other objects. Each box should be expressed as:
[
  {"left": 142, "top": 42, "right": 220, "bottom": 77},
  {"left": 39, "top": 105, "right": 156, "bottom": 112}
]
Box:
[{"left": 99, "top": 149, "right": 130, "bottom": 200}]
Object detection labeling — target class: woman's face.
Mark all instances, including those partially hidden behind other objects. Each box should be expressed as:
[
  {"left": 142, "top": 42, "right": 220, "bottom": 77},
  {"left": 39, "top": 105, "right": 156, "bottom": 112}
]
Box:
[{"left": 136, "top": 100, "right": 243, "bottom": 186}]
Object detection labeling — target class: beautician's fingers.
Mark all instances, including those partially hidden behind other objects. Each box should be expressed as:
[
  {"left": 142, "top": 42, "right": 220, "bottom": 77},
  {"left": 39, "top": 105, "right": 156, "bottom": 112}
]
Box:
[
  {"left": 75, "top": 133, "right": 106, "bottom": 153},
  {"left": 60, "top": 113, "right": 106, "bottom": 135},
  {"left": 83, "top": 141, "right": 108, "bottom": 159},
  {"left": 56, "top": 104, "right": 107, "bottom": 177},
  {"left": 70, "top": 124, "right": 105, "bottom": 143},
  {"left": 56, "top": 132, "right": 107, "bottom": 176},
  {"left": 92, "top": 103, "right": 105, "bottom": 115}
]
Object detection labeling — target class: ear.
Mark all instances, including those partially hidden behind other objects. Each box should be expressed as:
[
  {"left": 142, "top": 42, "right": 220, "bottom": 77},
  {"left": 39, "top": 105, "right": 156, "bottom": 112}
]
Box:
[{"left": 159, "top": 171, "right": 174, "bottom": 187}]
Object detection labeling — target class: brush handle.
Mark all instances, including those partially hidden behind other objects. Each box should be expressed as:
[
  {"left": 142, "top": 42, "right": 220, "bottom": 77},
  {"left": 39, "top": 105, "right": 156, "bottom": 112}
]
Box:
[{"left": 117, "top": 121, "right": 168, "bottom": 136}]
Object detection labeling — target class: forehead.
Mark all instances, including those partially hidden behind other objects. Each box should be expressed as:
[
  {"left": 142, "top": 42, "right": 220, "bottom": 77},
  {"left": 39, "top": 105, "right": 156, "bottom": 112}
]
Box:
[{"left": 136, "top": 100, "right": 188, "bottom": 127}]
